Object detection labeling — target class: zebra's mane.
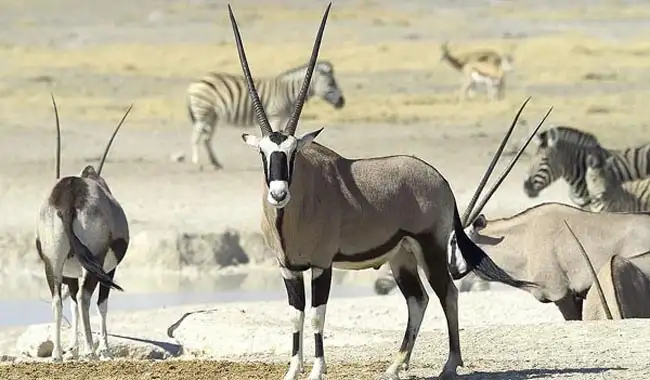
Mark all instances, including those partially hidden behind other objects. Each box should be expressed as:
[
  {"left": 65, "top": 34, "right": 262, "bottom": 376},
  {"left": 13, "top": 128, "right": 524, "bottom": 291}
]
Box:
[
  {"left": 548, "top": 126, "right": 601, "bottom": 148},
  {"left": 278, "top": 60, "right": 332, "bottom": 77}
]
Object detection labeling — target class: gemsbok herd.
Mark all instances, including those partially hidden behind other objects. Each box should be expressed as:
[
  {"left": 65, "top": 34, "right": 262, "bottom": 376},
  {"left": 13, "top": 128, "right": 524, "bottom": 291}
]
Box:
[{"left": 30, "top": 2, "right": 650, "bottom": 380}]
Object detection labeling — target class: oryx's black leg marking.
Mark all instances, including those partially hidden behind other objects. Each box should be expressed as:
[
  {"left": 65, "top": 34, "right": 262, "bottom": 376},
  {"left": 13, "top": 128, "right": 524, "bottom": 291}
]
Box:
[
  {"left": 416, "top": 232, "right": 463, "bottom": 374},
  {"left": 311, "top": 266, "right": 332, "bottom": 360},
  {"left": 281, "top": 267, "right": 305, "bottom": 374},
  {"left": 387, "top": 250, "right": 428, "bottom": 375}
]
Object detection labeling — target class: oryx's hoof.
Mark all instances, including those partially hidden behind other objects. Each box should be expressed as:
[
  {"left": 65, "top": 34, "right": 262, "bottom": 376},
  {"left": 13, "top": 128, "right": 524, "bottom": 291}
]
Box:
[
  {"left": 97, "top": 348, "right": 113, "bottom": 361},
  {"left": 51, "top": 354, "right": 63, "bottom": 363},
  {"left": 374, "top": 278, "right": 396, "bottom": 296},
  {"left": 437, "top": 368, "right": 458, "bottom": 380},
  {"left": 78, "top": 352, "right": 98, "bottom": 362},
  {"left": 308, "top": 373, "right": 327, "bottom": 380},
  {"left": 63, "top": 347, "right": 79, "bottom": 360}
]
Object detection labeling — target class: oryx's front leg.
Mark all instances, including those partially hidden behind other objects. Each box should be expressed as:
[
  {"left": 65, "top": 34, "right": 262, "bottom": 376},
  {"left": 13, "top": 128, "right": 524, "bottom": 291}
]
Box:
[
  {"left": 96, "top": 269, "right": 117, "bottom": 360},
  {"left": 281, "top": 267, "right": 306, "bottom": 380},
  {"left": 309, "top": 266, "right": 332, "bottom": 380}
]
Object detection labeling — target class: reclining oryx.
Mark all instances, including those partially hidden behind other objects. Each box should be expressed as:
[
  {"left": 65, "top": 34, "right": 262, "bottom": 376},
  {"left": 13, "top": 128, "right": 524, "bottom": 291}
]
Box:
[
  {"left": 227, "top": 3, "right": 549, "bottom": 379},
  {"left": 36, "top": 96, "right": 132, "bottom": 361},
  {"left": 446, "top": 199, "right": 650, "bottom": 320},
  {"left": 564, "top": 221, "right": 650, "bottom": 320}
]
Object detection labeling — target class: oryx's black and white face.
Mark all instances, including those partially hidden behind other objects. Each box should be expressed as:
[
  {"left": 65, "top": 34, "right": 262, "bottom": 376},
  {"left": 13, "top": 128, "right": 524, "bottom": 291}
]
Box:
[{"left": 242, "top": 128, "right": 323, "bottom": 208}]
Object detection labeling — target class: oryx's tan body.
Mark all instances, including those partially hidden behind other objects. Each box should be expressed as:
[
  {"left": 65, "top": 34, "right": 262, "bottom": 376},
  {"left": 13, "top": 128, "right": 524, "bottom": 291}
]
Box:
[{"left": 456, "top": 202, "right": 650, "bottom": 320}]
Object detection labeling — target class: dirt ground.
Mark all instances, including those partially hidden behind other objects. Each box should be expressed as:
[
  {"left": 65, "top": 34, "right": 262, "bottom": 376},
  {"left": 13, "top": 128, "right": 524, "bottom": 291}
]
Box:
[{"left": 3, "top": 0, "right": 650, "bottom": 378}]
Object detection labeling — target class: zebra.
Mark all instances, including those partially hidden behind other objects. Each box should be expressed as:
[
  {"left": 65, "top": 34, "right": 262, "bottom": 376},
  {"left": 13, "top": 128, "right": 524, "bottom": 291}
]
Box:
[
  {"left": 585, "top": 153, "right": 650, "bottom": 212},
  {"left": 186, "top": 61, "right": 346, "bottom": 169},
  {"left": 523, "top": 126, "right": 650, "bottom": 208}
]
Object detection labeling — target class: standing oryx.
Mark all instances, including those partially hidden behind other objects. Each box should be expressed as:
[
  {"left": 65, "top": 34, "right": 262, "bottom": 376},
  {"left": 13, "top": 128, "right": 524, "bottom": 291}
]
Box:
[
  {"left": 523, "top": 126, "right": 650, "bottom": 209},
  {"left": 187, "top": 59, "right": 345, "bottom": 170},
  {"left": 585, "top": 153, "right": 650, "bottom": 212},
  {"left": 36, "top": 96, "right": 132, "bottom": 361},
  {"left": 447, "top": 201, "right": 650, "bottom": 320},
  {"left": 440, "top": 41, "right": 513, "bottom": 101},
  {"left": 228, "top": 3, "right": 549, "bottom": 379}
]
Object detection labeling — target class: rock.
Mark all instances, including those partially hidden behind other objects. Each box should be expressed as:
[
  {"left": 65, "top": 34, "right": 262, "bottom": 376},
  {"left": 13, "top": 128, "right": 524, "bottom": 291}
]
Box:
[
  {"left": 15, "top": 322, "right": 181, "bottom": 360},
  {"left": 16, "top": 324, "right": 61, "bottom": 358}
]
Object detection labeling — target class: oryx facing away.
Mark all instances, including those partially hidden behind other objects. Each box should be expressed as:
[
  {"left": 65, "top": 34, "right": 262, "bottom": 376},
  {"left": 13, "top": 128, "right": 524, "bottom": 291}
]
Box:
[
  {"left": 187, "top": 57, "right": 345, "bottom": 170},
  {"left": 36, "top": 96, "right": 132, "bottom": 361},
  {"left": 228, "top": 3, "right": 549, "bottom": 379},
  {"left": 447, "top": 201, "right": 650, "bottom": 320}
]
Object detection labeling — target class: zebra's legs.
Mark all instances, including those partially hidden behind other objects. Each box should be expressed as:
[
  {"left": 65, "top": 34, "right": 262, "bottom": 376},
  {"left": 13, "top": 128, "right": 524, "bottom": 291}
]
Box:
[
  {"left": 202, "top": 128, "right": 223, "bottom": 170},
  {"left": 191, "top": 122, "right": 207, "bottom": 166}
]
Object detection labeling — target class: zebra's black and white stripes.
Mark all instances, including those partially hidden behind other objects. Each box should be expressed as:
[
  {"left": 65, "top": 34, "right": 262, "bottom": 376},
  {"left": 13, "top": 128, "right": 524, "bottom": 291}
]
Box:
[
  {"left": 187, "top": 61, "right": 345, "bottom": 169},
  {"left": 585, "top": 153, "right": 650, "bottom": 212},
  {"left": 523, "top": 126, "right": 650, "bottom": 208}
]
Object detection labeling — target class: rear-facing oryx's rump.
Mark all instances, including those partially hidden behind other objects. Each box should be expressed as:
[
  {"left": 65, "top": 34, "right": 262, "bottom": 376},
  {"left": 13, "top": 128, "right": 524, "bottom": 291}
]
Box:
[
  {"left": 523, "top": 126, "right": 650, "bottom": 208},
  {"left": 187, "top": 59, "right": 345, "bottom": 169},
  {"left": 585, "top": 153, "right": 650, "bottom": 212},
  {"left": 446, "top": 201, "right": 650, "bottom": 320},
  {"left": 440, "top": 41, "right": 513, "bottom": 101},
  {"left": 565, "top": 222, "right": 650, "bottom": 320},
  {"left": 228, "top": 3, "right": 549, "bottom": 378},
  {"left": 36, "top": 96, "right": 132, "bottom": 361}
]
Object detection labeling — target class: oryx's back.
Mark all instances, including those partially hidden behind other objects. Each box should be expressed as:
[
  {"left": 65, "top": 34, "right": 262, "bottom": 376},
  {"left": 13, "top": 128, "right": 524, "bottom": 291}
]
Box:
[{"left": 337, "top": 153, "right": 456, "bottom": 242}]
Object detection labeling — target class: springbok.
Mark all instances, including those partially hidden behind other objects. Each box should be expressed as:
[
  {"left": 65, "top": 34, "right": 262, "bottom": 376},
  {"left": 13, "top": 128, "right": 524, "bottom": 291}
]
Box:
[
  {"left": 36, "top": 96, "right": 132, "bottom": 361},
  {"left": 228, "top": 3, "right": 550, "bottom": 379},
  {"left": 440, "top": 42, "right": 513, "bottom": 101}
]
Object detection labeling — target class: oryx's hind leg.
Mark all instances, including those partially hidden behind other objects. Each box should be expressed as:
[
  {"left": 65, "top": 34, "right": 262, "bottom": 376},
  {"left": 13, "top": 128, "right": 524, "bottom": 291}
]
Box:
[
  {"left": 78, "top": 273, "right": 100, "bottom": 360},
  {"left": 37, "top": 238, "right": 65, "bottom": 362},
  {"left": 416, "top": 233, "right": 462, "bottom": 379},
  {"left": 62, "top": 277, "right": 80, "bottom": 360},
  {"left": 382, "top": 247, "right": 429, "bottom": 380},
  {"left": 96, "top": 269, "right": 116, "bottom": 360}
]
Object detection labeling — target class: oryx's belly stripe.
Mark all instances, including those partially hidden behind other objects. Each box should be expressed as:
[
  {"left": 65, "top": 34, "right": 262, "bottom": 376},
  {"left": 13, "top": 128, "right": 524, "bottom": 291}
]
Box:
[{"left": 333, "top": 230, "right": 412, "bottom": 266}]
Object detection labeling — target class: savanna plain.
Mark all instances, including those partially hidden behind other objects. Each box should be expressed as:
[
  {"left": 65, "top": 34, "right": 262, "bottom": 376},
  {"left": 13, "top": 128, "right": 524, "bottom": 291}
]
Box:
[{"left": 1, "top": 0, "right": 650, "bottom": 379}]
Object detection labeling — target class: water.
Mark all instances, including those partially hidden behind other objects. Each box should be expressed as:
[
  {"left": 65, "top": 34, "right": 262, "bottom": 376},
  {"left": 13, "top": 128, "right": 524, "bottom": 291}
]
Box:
[{"left": 0, "top": 269, "right": 378, "bottom": 327}]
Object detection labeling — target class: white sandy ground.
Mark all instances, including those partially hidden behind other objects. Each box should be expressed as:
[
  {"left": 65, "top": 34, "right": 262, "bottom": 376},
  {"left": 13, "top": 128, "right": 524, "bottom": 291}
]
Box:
[{"left": 1, "top": 290, "right": 649, "bottom": 379}]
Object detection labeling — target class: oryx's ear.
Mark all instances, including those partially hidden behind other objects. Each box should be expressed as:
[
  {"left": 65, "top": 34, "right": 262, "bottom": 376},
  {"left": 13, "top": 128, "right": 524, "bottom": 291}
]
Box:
[
  {"left": 81, "top": 165, "right": 98, "bottom": 178},
  {"left": 297, "top": 127, "right": 324, "bottom": 151},
  {"left": 241, "top": 133, "right": 260, "bottom": 149},
  {"left": 534, "top": 131, "right": 547, "bottom": 148},
  {"left": 472, "top": 214, "right": 487, "bottom": 230}
]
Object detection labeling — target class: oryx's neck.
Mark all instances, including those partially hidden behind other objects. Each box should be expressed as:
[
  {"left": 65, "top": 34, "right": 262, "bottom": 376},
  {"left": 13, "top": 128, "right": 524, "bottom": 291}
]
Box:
[{"left": 262, "top": 149, "right": 329, "bottom": 267}]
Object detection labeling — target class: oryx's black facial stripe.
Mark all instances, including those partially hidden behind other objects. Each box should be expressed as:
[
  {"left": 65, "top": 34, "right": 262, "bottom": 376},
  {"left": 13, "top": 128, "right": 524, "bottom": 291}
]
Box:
[{"left": 269, "top": 151, "right": 289, "bottom": 182}]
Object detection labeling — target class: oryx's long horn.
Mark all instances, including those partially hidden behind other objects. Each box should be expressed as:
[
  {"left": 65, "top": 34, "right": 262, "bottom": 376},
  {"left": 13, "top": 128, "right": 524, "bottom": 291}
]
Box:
[
  {"left": 283, "top": 2, "right": 332, "bottom": 136},
  {"left": 466, "top": 106, "right": 552, "bottom": 225},
  {"left": 51, "top": 94, "right": 62, "bottom": 180},
  {"left": 227, "top": 4, "right": 273, "bottom": 136},
  {"left": 96, "top": 104, "right": 133, "bottom": 176},
  {"left": 461, "top": 97, "right": 531, "bottom": 226},
  {"left": 563, "top": 220, "right": 613, "bottom": 320}
]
